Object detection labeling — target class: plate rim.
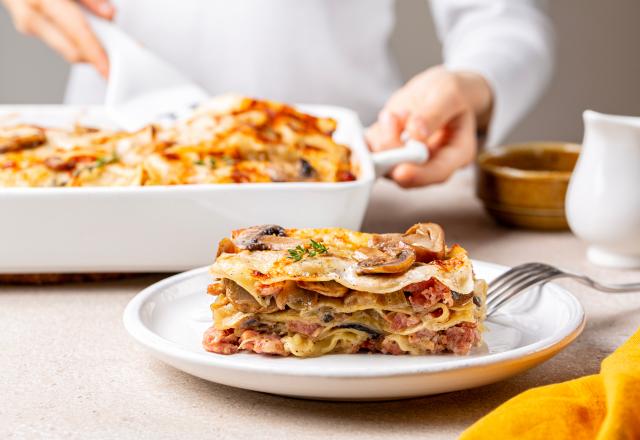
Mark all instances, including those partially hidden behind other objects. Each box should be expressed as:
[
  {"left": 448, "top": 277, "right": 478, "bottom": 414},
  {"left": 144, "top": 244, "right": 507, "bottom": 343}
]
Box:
[{"left": 123, "top": 261, "right": 586, "bottom": 379}]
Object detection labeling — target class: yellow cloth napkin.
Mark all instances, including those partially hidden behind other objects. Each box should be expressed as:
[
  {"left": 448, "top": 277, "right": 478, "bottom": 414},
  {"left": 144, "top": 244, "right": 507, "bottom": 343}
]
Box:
[{"left": 460, "top": 328, "right": 640, "bottom": 440}]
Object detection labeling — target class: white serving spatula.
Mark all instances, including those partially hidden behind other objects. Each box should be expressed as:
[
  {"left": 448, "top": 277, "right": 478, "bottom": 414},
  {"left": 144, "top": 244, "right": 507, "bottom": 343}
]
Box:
[{"left": 86, "top": 14, "right": 209, "bottom": 131}]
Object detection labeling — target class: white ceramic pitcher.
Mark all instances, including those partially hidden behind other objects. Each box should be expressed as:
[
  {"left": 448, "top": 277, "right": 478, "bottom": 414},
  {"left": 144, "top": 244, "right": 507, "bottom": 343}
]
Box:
[{"left": 566, "top": 110, "right": 640, "bottom": 268}]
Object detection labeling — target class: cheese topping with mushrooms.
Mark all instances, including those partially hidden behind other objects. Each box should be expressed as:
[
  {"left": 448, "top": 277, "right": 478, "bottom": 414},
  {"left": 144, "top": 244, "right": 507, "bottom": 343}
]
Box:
[{"left": 0, "top": 96, "right": 354, "bottom": 187}]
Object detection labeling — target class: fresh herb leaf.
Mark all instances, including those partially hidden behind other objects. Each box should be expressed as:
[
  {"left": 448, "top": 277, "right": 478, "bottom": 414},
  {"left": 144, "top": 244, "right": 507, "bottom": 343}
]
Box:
[
  {"left": 94, "top": 154, "right": 118, "bottom": 168},
  {"left": 309, "top": 239, "right": 327, "bottom": 254},
  {"left": 287, "top": 240, "right": 328, "bottom": 261},
  {"left": 195, "top": 157, "right": 217, "bottom": 168},
  {"left": 288, "top": 245, "right": 307, "bottom": 262},
  {"left": 71, "top": 154, "right": 117, "bottom": 177}
]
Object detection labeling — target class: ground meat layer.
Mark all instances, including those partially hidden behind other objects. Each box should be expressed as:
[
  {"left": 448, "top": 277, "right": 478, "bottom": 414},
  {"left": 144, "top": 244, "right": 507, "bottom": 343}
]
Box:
[{"left": 202, "top": 322, "right": 480, "bottom": 357}]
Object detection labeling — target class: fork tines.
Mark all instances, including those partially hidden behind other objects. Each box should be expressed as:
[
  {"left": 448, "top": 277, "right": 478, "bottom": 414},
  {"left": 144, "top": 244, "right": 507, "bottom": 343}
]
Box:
[{"left": 486, "top": 263, "right": 563, "bottom": 316}]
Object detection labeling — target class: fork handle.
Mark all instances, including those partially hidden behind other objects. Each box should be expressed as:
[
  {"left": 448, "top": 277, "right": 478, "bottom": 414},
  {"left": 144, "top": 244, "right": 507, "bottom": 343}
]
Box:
[{"left": 567, "top": 274, "right": 640, "bottom": 293}]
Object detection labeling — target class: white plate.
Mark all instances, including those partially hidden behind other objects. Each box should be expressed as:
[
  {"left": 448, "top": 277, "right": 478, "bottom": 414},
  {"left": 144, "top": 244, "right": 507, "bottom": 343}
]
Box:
[{"left": 123, "top": 261, "right": 585, "bottom": 401}]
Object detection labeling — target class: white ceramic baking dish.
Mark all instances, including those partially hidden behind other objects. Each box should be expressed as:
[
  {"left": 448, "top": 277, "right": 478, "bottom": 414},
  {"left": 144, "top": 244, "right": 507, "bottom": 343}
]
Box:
[{"left": 0, "top": 105, "right": 426, "bottom": 273}]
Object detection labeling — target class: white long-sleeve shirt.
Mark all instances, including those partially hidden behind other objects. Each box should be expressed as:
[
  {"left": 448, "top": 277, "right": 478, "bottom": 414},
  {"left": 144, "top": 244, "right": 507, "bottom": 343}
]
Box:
[{"left": 65, "top": 0, "right": 554, "bottom": 147}]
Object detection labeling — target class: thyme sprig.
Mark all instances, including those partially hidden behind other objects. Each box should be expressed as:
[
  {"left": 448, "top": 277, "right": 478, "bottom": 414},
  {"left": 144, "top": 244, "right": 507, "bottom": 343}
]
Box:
[
  {"left": 73, "top": 153, "right": 118, "bottom": 177},
  {"left": 287, "top": 239, "right": 328, "bottom": 261},
  {"left": 193, "top": 157, "right": 217, "bottom": 168},
  {"left": 93, "top": 154, "right": 118, "bottom": 169},
  {"left": 308, "top": 239, "right": 328, "bottom": 256},
  {"left": 288, "top": 245, "right": 307, "bottom": 262}
]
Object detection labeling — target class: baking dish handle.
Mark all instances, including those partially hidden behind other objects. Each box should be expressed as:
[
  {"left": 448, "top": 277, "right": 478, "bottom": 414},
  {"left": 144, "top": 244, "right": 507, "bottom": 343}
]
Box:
[{"left": 372, "top": 137, "right": 429, "bottom": 179}]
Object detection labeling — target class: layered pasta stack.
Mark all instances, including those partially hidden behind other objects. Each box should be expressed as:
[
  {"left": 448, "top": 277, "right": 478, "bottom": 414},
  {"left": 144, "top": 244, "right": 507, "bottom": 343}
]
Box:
[{"left": 203, "top": 223, "right": 486, "bottom": 357}]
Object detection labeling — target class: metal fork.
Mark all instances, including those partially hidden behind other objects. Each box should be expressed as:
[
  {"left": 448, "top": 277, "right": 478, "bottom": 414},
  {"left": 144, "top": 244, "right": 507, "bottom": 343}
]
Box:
[{"left": 486, "top": 262, "right": 640, "bottom": 316}]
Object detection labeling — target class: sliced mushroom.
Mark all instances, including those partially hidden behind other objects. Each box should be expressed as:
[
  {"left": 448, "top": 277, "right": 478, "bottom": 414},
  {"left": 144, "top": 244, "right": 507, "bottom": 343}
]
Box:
[
  {"left": 353, "top": 246, "right": 388, "bottom": 262},
  {"left": 297, "top": 280, "right": 349, "bottom": 297},
  {"left": 272, "top": 281, "right": 320, "bottom": 310},
  {"left": 224, "top": 279, "right": 275, "bottom": 313},
  {"left": 0, "top": 125, "right": 46, "bottom": 153},
  {"left": 43, "top": 156, "right": 76, "bottom": 172},
  {"left": 402, "top": 223, "right": 446, "bottom": 263},
  {"left": 258, "top": 235, "right": 304, "bottom": 250},
  {"left": 232, "top": 224, "right": 287, "bottom": 251},
  {"left": 356, "top": 247, "right": 416, "bottom": 275},
  {"left": 369, "top": 233, "right": 402, "bottom": 248},
  {"left": 298, "top": 158, "right": 317, "bottom": 179},
  {"left": 451, "top": 290, "right": 475, "bottom": 307},
  {"left": 284, "top": 287, "right": 318, "bottom": 310},
  {"left": 368, "top": 224, "right": 446, "bottom": 263}
]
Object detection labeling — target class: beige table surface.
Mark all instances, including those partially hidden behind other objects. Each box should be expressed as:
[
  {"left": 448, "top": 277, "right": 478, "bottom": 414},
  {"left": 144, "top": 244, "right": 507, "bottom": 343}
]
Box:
[{"left": 3, "top": 173, "right": 640, "bottom": 440}]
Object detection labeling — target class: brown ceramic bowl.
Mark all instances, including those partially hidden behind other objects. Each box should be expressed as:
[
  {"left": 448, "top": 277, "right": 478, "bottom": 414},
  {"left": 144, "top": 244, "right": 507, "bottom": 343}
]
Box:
[{"left": 476, "top": 142, "right": 581, "bottom": 230}]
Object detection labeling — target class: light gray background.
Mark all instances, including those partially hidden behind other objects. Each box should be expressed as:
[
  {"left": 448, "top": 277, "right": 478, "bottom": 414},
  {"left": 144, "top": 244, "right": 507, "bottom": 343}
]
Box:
[{"left": 1, "top": 0, "right": 639, "bottom": 143}]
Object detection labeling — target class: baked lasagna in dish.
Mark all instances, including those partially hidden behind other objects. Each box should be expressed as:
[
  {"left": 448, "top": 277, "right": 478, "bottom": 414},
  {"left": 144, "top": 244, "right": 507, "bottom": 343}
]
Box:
[
  {"left": 0, "top": 95, "right": 354, "bottom": 187},
  {"left": 203, "top": 223, "right": 486, "bottom": 357}
]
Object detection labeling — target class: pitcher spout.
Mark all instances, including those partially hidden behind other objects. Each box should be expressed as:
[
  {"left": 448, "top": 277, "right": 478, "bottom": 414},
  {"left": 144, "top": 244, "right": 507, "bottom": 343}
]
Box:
[{"left": 583, "top": 110, "right": 640, "bottom": 141}]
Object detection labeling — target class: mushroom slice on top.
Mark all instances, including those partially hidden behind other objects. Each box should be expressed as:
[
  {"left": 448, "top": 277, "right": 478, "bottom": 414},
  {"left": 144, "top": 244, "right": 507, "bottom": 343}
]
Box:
[
  {"left": 369, "top": 233, "right": 403, "bottom": 248},
  {"left": 0, "top": 125, "right": 46, "bottom": 153},
  {"left": 297, "top": 280, "right": 349, "bottom": 297},
  {"left": 353, "top": 245, "right": 388, "bottom": 262},
  {"left": 356, "top": 246, "right": 416, "bottom": 275},
  {"left": 402, "top": 223, "right": 446, "bottom": 263},
  {"left": 257, "top": 235, "right": 305, "bottom": 251},
  {"left": 232, "top": 224, "right": 288, "bottom": 251}
]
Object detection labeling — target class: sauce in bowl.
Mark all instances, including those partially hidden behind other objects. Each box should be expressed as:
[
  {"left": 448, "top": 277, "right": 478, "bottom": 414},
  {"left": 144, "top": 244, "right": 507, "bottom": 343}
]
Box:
[
  {"left": 482, "top": 147, "right": 579, "bottom": 173},
  {"left": 476, "top": 142, "right": 581, "bottom": 230}
]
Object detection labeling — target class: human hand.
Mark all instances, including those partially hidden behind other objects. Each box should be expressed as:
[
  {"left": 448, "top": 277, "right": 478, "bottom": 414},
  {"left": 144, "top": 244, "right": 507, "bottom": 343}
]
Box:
[
  {"left": 366, "top": 66, "right": 493, "bottom": 188},
  {"left": 2, "top": 0, "right": 114, "bottom": 77}
]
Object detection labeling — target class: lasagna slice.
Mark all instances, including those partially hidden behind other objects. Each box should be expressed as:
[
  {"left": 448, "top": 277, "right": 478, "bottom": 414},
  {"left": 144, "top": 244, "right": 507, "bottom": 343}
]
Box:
[{"left": 203, "top": 223, "right": 486, "bottom": 357}]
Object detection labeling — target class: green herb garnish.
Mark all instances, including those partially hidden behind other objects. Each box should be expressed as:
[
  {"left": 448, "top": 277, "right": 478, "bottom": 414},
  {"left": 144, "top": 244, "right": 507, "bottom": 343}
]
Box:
[
  {"left": 308, "top": 239, "right": 328, "bottom": 257},
  {"left": 287, "top": 240, "right": 328, "bottom": 261},
  {"left": 194, "top": 157, "right": 217, "bottom": 168},
  {"left": 75, "top": 154, "right": 118, "bottom": 176},
  {"left": 94, "top": 154, "right": 118, "bottom": 168},
  {"left": 288, "top": 245, "right": 307, "bottom": 262}
]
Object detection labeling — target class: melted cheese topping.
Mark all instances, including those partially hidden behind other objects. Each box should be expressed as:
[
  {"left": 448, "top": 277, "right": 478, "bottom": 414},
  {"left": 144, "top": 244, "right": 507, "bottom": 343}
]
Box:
[
  {"left": 0, "top": 96, "right": 353, "bottom": 187},
  {"left": 210, "top": 227, "right": 475, "bottom": 299}
]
